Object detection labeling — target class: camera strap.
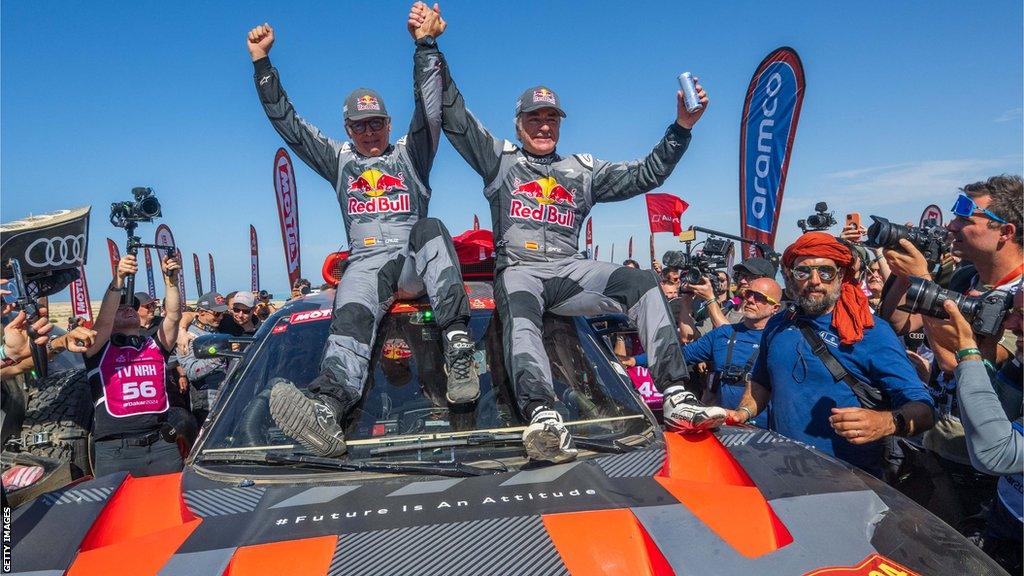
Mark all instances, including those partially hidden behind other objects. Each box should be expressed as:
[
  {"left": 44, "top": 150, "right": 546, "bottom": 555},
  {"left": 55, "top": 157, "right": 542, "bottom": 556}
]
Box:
[{"left": 792, "top": 318, "right": 890, "bottom": 411}]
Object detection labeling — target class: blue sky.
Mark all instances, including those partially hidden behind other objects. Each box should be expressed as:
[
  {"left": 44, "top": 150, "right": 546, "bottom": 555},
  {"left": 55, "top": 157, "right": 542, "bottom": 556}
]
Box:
[{"left": 3, "top": 1, "right": 1021, "bottom": 300}]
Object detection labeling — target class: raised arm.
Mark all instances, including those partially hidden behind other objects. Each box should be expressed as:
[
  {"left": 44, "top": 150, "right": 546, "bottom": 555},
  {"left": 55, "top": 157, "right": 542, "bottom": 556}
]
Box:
[
  {"left": 86, "top": 254, "right": 135, "bottom": 357},
  {"left": 156, "top": 254, "right": 182, "bottom": 352},
  {"left": 404, "top": 3, "right": 446, "bottom": 181},
  {"left": 248, "top": 23, "right": 340, "bottom": 182},
  {"left": 591, "top": 84, "right": 707, "bottom": 203}
]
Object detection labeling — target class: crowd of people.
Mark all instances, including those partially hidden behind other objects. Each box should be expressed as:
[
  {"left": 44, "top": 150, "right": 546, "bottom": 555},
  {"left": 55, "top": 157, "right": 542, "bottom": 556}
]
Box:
[{"left": 0, "top": 1, "right": 1019, "bottom": 571}]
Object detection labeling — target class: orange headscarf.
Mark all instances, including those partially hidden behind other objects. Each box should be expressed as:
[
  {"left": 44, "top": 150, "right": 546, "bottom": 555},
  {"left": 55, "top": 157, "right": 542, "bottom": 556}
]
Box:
[{"left": 783, "top": 232, "right": 874, "bottom": 345}]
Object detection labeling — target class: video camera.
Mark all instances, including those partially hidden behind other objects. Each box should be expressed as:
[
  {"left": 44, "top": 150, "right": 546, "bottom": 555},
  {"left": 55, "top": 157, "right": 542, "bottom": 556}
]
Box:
[
  {"left": 110, "top": 187, "right": 175, "bottom": 304},
  {"left": 663, "top": 236, "right": 733, "bottom": 293},
  {"left": 798, "top": 202, "right": 838, "bottom": 233},
  {"left": 899, "top": 277, "right": 1013, "bottom": 337},
  {"left": 864, "top": 216, "right": 950, "bottom": 275}
]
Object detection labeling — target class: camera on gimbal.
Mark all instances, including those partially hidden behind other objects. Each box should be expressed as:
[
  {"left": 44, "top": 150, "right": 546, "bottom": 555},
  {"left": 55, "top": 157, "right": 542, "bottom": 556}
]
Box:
[
  {"left": 798, "top": 202, "right": 837, "bottom": 233},
  {"left": 664, "top": 236, "right": 733, "bottom": 293},
  {"left": 110, "top": 187, "right": 162, "bottom": 229}
]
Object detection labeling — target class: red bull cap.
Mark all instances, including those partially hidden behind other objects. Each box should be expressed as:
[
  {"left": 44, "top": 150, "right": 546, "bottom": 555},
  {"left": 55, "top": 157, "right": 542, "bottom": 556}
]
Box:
[
  {"left": 515, "top": 85, "right": 566, "bottom": 117},
  {"left": 344, "top": 88, "right": 389, "bottom": 121}
]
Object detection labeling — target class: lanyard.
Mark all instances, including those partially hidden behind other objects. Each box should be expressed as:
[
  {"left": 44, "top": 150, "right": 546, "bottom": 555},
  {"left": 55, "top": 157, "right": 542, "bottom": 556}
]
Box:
[{"left": 989, "top": 263, "right": 1024, "bottom": 289}]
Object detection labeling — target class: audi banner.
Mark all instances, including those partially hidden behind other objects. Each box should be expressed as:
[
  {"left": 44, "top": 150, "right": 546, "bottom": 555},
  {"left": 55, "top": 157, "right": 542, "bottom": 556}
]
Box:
[
  {"left": 106, "top": 238, "right": 120, "bottom": 279},
  {"left": 0, "top": 206, "right": 91, "bottom": 277},
  {"left": 739, "top": 47, "right": 806, "bottom": 260},
  {"left": 69, "top": 265, "right": 94, "bottom": 322},
  {"left": 192, "top": 253, "right": 203, "bottom": 296},
  {"left": 274, "top": 148, "right": 302, "bottom": 288},
  {"left": 208, "top": 253, "right": 217, "bottom": 293},
  {"left": 250, "top": 225, "right": 260, "bottom": 292},
  {"left": 143, "top": 248, "right": 157, "bottom": 298},
  {"left": 585, "top": 218, "right": 593, "bottom": 259},
  {"left": 175, "top": 249, "right": 187, "bottom": 310}
]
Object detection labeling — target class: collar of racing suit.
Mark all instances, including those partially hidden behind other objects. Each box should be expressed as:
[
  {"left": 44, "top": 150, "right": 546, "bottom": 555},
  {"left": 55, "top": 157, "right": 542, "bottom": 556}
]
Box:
[{"left": 520, "top": 148, "right": 561, "bottom": 165}]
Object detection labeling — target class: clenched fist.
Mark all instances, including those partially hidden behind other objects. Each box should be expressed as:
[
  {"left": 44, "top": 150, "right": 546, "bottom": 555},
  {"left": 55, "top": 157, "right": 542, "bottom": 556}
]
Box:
[{"left": 247, "top": 23, "right": 275, "bottom": 61}]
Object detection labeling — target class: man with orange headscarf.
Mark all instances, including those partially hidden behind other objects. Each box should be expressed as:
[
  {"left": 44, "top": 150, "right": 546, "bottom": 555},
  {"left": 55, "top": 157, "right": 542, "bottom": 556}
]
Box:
[{"left": 724, "top": 232, "right": 935, "bottom": 477}]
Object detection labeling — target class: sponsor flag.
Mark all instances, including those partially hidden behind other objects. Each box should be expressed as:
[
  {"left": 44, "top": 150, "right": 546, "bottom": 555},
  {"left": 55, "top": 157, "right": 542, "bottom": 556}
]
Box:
[
  {"left": 646, "top": 193, "right": 689, "bottom": 235},
  {"left": 105, "top": 238, "right": 120, "bottom": 279},
  {"left": 143, "top": 248, "right": 157, "bottom": 298},
  {"left": 69, "top": 265, "right": 93, "bottom": 322},
  {"left": 175, "top": 249, "right": 187, "bottom": 311},
  {"left": 250, "top": 225, "right": 260, "bottom": 292},
  {"left": 192, "top": 253, "right": 203, "bottom": 295},
  {"left": 628, "top": 236, "right": 634, "bottom": 259},
  {"left": 920, "top": 204, "right": 943, "bottom": 227},
  {"left": 739, "top": 46, "right": 806, "bottom": 259},
  {"left": 585, "top": 218, "right": 593, "bottom": 259},
  {"left": 594, "top": 245, "right": 600, "bottom": 261},
  {"left": 208, "top": 253, "right": 217, "bottom": 293},
  {"left": 274, "top": 148, "right": 302, "bottom": 287},
  {"left": 649, "top": 234, "right": 656, "bottom": 267},
  {"left": 610, "top": 243, "right": 615, "bottom": 263},
  {"left": 473, "top": 214, "right": 480, "bottom": 231}
]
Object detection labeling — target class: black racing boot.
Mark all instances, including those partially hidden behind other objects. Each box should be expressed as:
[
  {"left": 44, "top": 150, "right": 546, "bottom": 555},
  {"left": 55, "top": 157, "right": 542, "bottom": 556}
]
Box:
[{"left": 268, "top": 378, "right": 347, "bottom": 457}]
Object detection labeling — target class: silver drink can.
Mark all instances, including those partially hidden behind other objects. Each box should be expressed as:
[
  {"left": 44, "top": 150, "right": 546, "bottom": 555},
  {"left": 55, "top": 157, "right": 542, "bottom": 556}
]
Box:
[{"left": 677, "top": 72, "right": 702, "bottom": 113}]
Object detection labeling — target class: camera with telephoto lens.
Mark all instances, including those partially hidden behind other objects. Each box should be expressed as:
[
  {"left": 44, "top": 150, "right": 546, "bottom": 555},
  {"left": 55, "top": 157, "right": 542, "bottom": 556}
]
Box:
[
  {"left": 898, "top": 276, "right": 1013, "bottom": 337},
  {"left": 258, "top": 290, "right": 273, "bottom": 302},
  {"left": 864, "top": 215, "right": 951, "bottom": 271},
  {"left": 110, "top": 187, "right": 162, "bottom": 229},
  {"left": 798, "top": 202, "right": 837, "bottom": 233}
]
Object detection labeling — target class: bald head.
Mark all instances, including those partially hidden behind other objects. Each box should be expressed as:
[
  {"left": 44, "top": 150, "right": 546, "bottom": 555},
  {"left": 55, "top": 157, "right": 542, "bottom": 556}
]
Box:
[
  {"left": 749, "top": 277, "right": 782, "bottom": 303},
  {"left": 741, "top": 277, "right": 783, "bottom": 326}
]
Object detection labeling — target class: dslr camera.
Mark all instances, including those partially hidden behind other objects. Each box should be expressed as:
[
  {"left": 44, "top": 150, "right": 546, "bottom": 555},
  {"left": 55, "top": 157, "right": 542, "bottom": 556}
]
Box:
[
  {"left": 663, "top": 237, "right": 733, "bottom": 293},
  {"left": 798, "top": 202, "right": 837, "bottom": 233},
  {"left": 864, "top": 216, "right": 950, "bottom": 273},
  {"left": 899, "top": 276, "right": 1013, "bottom": 337},
  {"left": 110, "top": 187, "right": 162, "bottom": 229},
  {"left": 258, "top": 290, "right": 274, "bottom": 302},
  {"left": 718, "top": 364, "right": 750, "bottom": 384}
]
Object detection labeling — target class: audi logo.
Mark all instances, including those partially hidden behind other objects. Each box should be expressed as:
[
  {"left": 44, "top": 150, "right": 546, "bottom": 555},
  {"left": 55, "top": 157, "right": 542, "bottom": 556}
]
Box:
[{"left": 25, "top": 234, "right": 85, "bottom": 268}]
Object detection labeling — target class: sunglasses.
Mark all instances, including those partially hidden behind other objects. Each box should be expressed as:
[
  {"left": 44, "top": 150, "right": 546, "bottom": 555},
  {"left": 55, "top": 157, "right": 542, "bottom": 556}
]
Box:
[
  {"left": 200, "top": 308, "right": 225, "bottom": 317},
  {"left": 347, "top": 117, "right": 387, "bottom": 134},
  {"left": 951, "top": 193, "right": 1008, "bottom": 224},
  {"left": 232, "top": 306, "right": 252, "bottom": 314},
  {"left": 740, "top": 289, "right": 779, "bottom": 306},
  {"left": 791, "top": 265, "right": 840, "bottom": 283},
  {"left": 111, "top": 333, "right": 145, "bottom": 348}
]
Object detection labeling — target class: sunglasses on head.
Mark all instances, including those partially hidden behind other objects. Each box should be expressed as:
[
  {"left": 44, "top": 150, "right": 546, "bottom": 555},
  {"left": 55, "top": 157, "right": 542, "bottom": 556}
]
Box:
[
  {"left": 791, "top": 265, "right": 840, "bottom": 283},
  {"left": 347, "top": 117, "right": 387, "bottom": 134},
  {"left": 951, "top": 193, "right": 1008, "bottom": 224},
  {"left": 740, "top": 289, "right": 779, "bottom": 306}
]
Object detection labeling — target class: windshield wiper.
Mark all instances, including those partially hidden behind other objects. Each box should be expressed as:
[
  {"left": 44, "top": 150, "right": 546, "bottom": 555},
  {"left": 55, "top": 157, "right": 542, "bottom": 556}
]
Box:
[
  {"left": 195, "top": 450, "right": 496, "bottom": 477},
  {"left": 368, "top": 432, "right": 523, "bottom": 456}
]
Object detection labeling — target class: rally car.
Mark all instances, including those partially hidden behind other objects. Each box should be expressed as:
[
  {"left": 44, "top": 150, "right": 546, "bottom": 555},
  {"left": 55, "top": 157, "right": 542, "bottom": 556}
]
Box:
[{"left": 7, "top": 233, "right": 1008, "bottom": 575}]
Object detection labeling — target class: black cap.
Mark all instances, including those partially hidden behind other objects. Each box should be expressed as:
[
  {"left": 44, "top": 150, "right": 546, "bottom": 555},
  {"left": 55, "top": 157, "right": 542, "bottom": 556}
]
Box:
[
  {"left": 343, "top": 88, "right": 389, "bottom": 121},
  {"left": 733, "top": 257, "right": 777, "bottom": 278},
  {"left": 196, "top": 291, "right": 228, "bottom": 313},
  {"left": 515, "top": 86, "right": 566, "bottom": 117},
  {"left": 133, "top": 292, "right": 156, "bottom": 309}
]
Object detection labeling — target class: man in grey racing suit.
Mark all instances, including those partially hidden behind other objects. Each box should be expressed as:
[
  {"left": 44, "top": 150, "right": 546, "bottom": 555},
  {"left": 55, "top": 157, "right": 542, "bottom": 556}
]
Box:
[
  {"left": 247, "top": 13, "right": 477, "bottom": 457},
  {"left": 410, "top": 7, "right": 724, "bottom": 463}
]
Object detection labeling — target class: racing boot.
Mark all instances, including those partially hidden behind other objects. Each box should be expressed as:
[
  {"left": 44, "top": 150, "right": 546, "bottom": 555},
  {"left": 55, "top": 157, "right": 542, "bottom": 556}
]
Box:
[
  {"left": 522, "top": 407, "right": 578, "bottom": 464},
  {"left": 268, "top": 378, "right": 347, "bottom": 457},
  {"left": 662, "top": 387, "right": 726, "bottom": 433},
  {"left": 444, "top": 330, "right": 480, "bottom": 404}
]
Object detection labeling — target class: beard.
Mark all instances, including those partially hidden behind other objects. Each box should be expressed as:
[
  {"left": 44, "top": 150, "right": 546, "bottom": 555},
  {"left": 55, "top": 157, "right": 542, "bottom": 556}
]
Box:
[{"left": 796, "top": 282, "right": 842, "bottom": 316}]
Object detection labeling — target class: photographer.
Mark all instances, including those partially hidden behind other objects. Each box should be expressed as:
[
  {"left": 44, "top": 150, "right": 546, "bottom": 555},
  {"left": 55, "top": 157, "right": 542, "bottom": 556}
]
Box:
[
  {"left": 83, "top": 253, "right": 185, "bottom": 477},
  {"left": 922, "top": 289, "right": 1022, "bottom": 573},
  {"left": 254, "top": 290, "right": 277, "bottom": 321},
  {"left": 289, "top": 278, "right": 312, "bottom": 300}
]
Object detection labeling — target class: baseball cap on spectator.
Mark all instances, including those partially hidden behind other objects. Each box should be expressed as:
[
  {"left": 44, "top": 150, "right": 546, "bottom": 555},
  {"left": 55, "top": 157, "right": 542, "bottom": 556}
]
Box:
[
  {"left": 132, "top": 292, "right": 156, "bottom": 308},
  {"left": 233, "top": 292, "right": 255, "bottom": 308},
  {"left": 196, "top": 291, "right": 228, "bottom": 313},
  {"left": 343, "top": 88, "right": 389, "bottom": 121},
  {"left": 733, "top": 257, "right": 777, "bottom": 278}
]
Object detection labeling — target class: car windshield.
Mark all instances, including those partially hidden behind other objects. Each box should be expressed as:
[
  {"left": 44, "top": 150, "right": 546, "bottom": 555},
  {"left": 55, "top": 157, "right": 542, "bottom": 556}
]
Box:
[{"left": 198, "top": 293, "right": 653, "bottom": 469}]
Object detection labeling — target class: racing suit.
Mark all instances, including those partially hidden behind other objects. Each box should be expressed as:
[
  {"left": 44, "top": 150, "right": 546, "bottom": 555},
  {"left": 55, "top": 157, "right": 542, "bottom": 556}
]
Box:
[
  {"left": 253, "top": 38, "right": 469, "bottom": 411},
  {"left": 424, "top": 43, "right": 692, "bottom": 416}
]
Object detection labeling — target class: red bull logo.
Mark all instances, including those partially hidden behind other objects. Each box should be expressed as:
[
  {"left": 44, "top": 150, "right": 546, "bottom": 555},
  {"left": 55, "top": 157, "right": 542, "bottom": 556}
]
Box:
[
  {"left": 356, "top": 94, "right": 380, "bottom": 111},
  {"left": 382, "top": 338, "right": 412, "bottom": 360},
  {"left": 347, "top": 168, "right": 410, "bottom": 215},
  {"left": 533, "top": 88, "right": 556, "bottom": 105},
  {"left": 510, "top": 177, "right": 577, "bottom": 229}
]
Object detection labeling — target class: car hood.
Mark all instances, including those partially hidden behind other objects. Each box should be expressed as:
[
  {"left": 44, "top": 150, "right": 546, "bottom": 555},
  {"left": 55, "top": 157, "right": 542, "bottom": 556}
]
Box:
[{"left": 10, "top": 427, "right": 1005, "bottom": 575}]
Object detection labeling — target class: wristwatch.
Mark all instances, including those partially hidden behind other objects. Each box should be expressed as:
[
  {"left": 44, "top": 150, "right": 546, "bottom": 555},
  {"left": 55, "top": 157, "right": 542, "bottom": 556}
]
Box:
[{"left": 892, "top": 411, "right": 909, "bottom": 437}]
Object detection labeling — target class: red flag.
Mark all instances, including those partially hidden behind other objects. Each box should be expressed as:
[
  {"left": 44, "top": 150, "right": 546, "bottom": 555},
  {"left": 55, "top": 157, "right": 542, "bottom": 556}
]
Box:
[
  {"left": 628, "top": 236, "right": 634, "bottom": 259},
  {"left": 274, "top": 148, "right": 302, "bottom": 287},
  {"left": 69, "top": 265, "right": 93, "bottom": 322},
  {"left": 646, "top": 193, "right": 688, "bottom": 235},
  {"left": 472, "top": 214, "right": 480, "bottom": 231},
  {"left": 105, "top": 239, "right": 120, "bottom": 279},
  {"left": 250, "top": 225, "right": 260, "bottom": 292},
  {"left": 585, "top": 218, "right": 593, "bottom": 259}
]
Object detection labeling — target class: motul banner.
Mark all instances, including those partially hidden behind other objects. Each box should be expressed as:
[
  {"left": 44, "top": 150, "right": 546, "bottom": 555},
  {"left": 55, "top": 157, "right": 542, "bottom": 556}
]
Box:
[
  {"left": 105, "top": 238, "right": 120, "bottom": 279},
  {"left": 175, "top": 249, "right": 187, "bottom": 311},
  {"left": 69, "top": 265, "right": 93, "bottom": 322},
  {"left": 274, "top": 148, "right": 302, "bottom": 287},
  {"left": 192, "top": 253, "right": 203, "bottom": 296},
  {"left": 250, "top": 224, "right": 260, "bottom": 292},
  {"left": 208, "top": 253, "right": 217, "bottom": 293},
  {"left": 585, "top": 218, "right": 593, "bottom": 259},
  {"left": 143, "top": 248, "right": 156, "bottom": 298},
  {"left": 739, "top": 46, "right": 806, "bottom": 260},
  {"left": 646, "top": 193, "right": 688, "bottom": 235}
]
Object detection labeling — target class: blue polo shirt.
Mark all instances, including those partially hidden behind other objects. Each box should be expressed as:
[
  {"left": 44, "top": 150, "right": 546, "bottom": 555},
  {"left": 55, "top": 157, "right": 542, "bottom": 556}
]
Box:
[
  {"left": 682, "top": 323, "right": 768, "bottom": 428},
  {"left": 751, "top": 311, "right": 934, "bottom": 475}
]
